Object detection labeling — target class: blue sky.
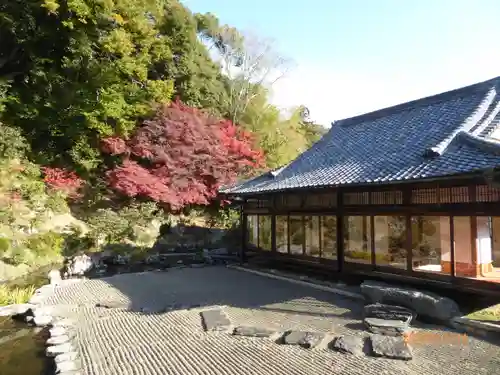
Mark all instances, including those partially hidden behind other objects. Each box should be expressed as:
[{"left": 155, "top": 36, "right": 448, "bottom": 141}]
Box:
[{"left": 183, "top": 0, "right": 500, "bottom": 125}]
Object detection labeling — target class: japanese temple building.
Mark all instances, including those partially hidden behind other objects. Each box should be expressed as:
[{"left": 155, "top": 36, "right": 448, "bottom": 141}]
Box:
[{"left": 222, "top": 76, "right": 500, "bottom": 294}]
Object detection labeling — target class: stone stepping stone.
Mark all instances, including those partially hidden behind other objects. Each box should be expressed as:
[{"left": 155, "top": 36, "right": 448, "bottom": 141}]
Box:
[
  {"left": 56, "top": 359, "right": 82, "bottom": 374},
  {"left": 46, "top": 343, "right": 75, "bottom": 357},
  {"left": 330, "top": 335, "right": 365, "bottom": 356},
  {"left": 364, "top": 304, "right": 414, "bottom": 336},
  {"left": 281, "top": 331, "right": 324, "bottom": 349},
  {"left": 34, "top": 315, "right": 52, "bottom": 327},
  {"left": 47, "top": 335, "right": 71, "bottom": 345},
  {"left": 55, "top": 351, "right": 79, "bottom": 364},
  {"left": 50, "top": 326, "right": 67, "bottom": 337},
  {"left": 200, "top": 309, "right": 231, "bottom": 332},
  {"left": 232, "top": 326, "right": 275, "bottom": 338},
  {"left": 369, "top": 334, "right": 412, "bottom": 361}
]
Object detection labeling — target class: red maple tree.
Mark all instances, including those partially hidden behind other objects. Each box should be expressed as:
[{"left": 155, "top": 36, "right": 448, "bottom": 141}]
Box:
[
  {"left": 41, "top": 167, "right": 84, "bottom": 198},
  {"left": 101, "top": 100, "right": 264, "bottom": 210}
]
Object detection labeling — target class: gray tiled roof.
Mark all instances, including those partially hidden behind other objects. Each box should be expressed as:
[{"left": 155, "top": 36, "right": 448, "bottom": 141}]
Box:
[{"left": 223, "top": 76, "right": 500, "bottom": 195}]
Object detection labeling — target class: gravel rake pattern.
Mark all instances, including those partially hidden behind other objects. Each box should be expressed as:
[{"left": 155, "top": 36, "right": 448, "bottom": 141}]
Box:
[{"left": 39, "top": 267, "right": 500, "bottom": 375}]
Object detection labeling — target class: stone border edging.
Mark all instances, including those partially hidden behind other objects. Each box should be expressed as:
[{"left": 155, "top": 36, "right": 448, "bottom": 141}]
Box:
[
  {"left": 227, "top": 265, "right": 364, "bottom": 301},
  {"left": 451, "top": 316, "right": 500, "bottom": 336}
]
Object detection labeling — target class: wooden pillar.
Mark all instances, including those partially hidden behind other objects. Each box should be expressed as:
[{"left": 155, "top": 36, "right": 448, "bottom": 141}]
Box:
[
  {"left": 240, "top": 205, "right": 247, "bottom": 263},
  {"left": 337, "top": 189, "right": 344, "bottom": 272}
]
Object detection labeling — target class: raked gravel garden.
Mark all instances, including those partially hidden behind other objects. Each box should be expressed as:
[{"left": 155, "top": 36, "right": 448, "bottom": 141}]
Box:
[{"left": 1, "top": 256, "right": 500, "bottom": 375}]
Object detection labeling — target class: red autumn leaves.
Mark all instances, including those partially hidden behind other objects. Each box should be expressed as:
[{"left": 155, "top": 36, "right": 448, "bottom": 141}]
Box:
[{"left": 101, "top": 100, "right": 264, "bottom": 210}]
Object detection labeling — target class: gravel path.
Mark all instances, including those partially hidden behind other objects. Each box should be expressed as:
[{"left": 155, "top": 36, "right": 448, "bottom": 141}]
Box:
[{"left": 40, "top": 266, "right": 500, "bottom": 375}]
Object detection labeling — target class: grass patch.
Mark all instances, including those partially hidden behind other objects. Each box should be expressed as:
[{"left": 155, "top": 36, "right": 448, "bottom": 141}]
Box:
[
  {"left": 465, "top": 303, "right": 500, "bottom": 322},
  {"left": 0, "top": 284, "right": 35, "bottom": 306}
]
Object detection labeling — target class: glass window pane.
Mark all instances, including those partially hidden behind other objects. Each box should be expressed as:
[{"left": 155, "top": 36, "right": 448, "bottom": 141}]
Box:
[
  {"left": 453, "top": 216, "right": 474, "bottom": 277},
  {"left": 258, "top": 216, "right": 272, "bottom": 251},
  {"left": 289, "top": 216, "right": 304, "bottom": 255},
  {"left": 305, "top": 216, "right": 321, "bottom": 257},
  {"left": 374, "top": 216, "right": 407, "bottom": 269},
  {"left": 344, "top": 216, "right": 372, "bottom": 264},
  {"left": 320, "top": 216, "right": 337, "bottom": 260},
  {"left": 246, "top": 215, "right": 258, "bottom": 248},
  {"left": 276, "top": 216, "right": 288, "bottom": 253},
  {"left": 411, "top": 216, "right": 450, "bottom": 275},
  {"left": 476, "top": 216, "right": 494, "bottom": 277},
  {"left": 492, "top": 217, "right": 500, "bottom": 268}
]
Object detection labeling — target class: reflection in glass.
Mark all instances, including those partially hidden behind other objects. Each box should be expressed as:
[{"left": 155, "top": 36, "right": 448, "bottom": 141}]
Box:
[
  {"left": 453, "top": 216, "right": 474, "bottom": 277},
  {"left": 374, "top": 216, "right": 406, "bottom": 269},
  {"left": 411, "top": 216, "right": 450, "bottom": 274},
  {"left": 320, "top": 216, "right": 337, "bottom": 260},
  {"left": 305, "top": 216, "right": 321, "bottom": 257},
  {"left": 492, "top": 217, "right": 500, "bottom": 268},
  {"left": 289, "top": 216, "right": 304, "bottom": 255},
  {"left": 276, "top": 216, "right": 288, "bottom": 253},
  {"left": 258, "top": 215, "right": 272, "bottom": 251},
  {"left": 246, "top": 215, "right": 259, "bottom": 248},
  {"left": 344, "top": 216, "right": 372, "bottom": 264}
]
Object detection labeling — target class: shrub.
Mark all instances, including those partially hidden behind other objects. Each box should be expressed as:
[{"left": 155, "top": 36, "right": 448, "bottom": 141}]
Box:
[
  {"left": 25, "top": 231, "right": 64, "bottom": 258},
  {"left": 0, "top": 284, "right": 35, "bottom": 306}
]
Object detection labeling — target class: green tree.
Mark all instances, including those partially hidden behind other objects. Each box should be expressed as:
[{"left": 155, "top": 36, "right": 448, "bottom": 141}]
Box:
[{"left": 1, "top": 0, "right": 175, "bottom": 171}]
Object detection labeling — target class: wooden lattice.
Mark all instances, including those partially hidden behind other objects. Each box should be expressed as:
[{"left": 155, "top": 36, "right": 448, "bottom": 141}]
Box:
[
  {"left": 476, "top": 185, "right": 500, "bottom": 202},
  {"left": 371, "top": 191, "right": 403, "bottom": 205},
  {"left": 344, "top": 192, "right": 370, "bottom": 205}
]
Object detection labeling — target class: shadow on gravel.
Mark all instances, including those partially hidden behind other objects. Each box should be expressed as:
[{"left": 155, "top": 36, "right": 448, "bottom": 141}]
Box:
[
  {"left": 98, "top": 265, "right": 364, "bottom": 317},
  {"left": 83, "top": 265, "right": 500, "bottom": 348}
]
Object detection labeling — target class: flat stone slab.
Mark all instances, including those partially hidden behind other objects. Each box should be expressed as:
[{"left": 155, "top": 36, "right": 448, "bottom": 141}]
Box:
[
  {"left": 55, "top": 351, "right": 80, "bottom": 364},
  {"left": 200, "top": 309, "right": 231, "bottom": 332},
  {"left": 33, "top": 315, "right": 52, "bottom": 327},
  {"left": 46, "top": 343, "right": 75, "bottom": 357},
  {"left": 364, "top": 317, "right": 411, "bottom": 336},
  {"left": 47, "top": 335, "right": 71, "bottom": 345},
  {"left": 50, "top": 326, "right": 67, "bottom": 337},
  {"left": 281, "top": 331, "right": 324, "bottom": 349},
  {"left": 232, "top": 326, "right": 275, "bottom": 338},
  {"left": 0, "top": 303, "right": 35, "bottom": 317},
  {"left": 330, "top": 336, "right": 365, "bottom": 355},
  {"left": 364, "top": 303, "right": 415, "bottom": 323},
  {"left": 369, "top": 334, "right": 413, "bottom": 360},
  {"left": 56, "top": 359, "right": 82, "bottom": 374}
]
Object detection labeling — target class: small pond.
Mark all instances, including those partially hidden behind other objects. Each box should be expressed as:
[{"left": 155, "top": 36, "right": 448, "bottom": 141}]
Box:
[{"left": 0, "top": 265, "right": 57, "bottom": 375}]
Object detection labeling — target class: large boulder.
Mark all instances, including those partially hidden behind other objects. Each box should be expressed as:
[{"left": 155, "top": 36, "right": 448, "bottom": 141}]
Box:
[
  {"left": 66, "top": 254, "right": 94, "bottom": 277},
  {"left": 361, "top": 280, "right": 461, "bottom": 322}
]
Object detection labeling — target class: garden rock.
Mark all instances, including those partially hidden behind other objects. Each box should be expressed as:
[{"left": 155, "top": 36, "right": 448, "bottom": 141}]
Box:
[
  {"left": 50, "top": 326, "right": 67, "bottom": 337},
  {"left": 281, "top": 331, "right": 324, "bottom": 349},
  {"left": 361, "top": 280, "right": 461, "bottom": 322},
  {"left": 369, "top": 334, "right": 413, "bottom": 360},
  {"left": 363, "top": 304, "right": 414, "bottom": 336},
  {"left": 55, "top": 351, "right": 79, "bottom": 364},
  {"left": 232, "top": 326, "right": 275, "bottom": 338},
  {"left": 67, "top": 254, "right": 94, "bottom": 276},
  {"left": 33, "top": 315, "right": 52, "bottom": 327},
  {"left": 47, "top": 335, "right": 71, "bottom": 345},
  {"left": 330, "top": 336, "right": 365, "bottom": 355},
  {"left": 56, "top": 359, "right": 82, "bottom": 374},
  {"left": 200, "top": 309, "right": 231, "bottom": 331},
  {"left": 0, "top": 303, "right": 35, "bottom": 317},
  {"left": 364, "top": 318, "right": 411, "bottom": 336},
  {"left": 46, "top": 343, "right": 75, "bottom": 356}
]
